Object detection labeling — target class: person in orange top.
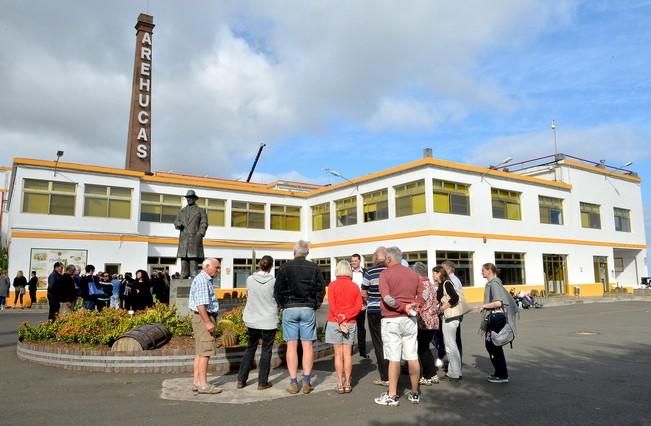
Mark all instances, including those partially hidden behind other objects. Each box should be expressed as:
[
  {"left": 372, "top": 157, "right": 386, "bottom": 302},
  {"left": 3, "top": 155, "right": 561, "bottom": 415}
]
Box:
[{"left": 325, "top": 260, "right": 363, "bottom": 394}]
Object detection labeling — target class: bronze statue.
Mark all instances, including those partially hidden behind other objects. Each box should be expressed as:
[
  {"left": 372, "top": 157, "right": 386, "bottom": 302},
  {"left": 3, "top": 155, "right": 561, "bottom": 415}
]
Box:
[{"left": 174, "top": 190, "right": 208, "bottom": 278}]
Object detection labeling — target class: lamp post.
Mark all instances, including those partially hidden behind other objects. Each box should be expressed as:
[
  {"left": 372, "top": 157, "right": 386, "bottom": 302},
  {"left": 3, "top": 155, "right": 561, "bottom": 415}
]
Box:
[
  {"left": 54, "top": 150, "right": 64, "bottom": 176},
  {"left": 324, "top": 168, "right": 358, "bottom": 191},
  {"left": 489, "top": 157, "right": 512, "bottom": 170}
]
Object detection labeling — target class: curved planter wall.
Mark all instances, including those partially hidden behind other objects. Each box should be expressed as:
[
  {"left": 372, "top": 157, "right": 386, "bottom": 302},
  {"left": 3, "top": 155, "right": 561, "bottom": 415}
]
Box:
[{"left": 17, "top": 341, "right": 334, "bottom": 374}]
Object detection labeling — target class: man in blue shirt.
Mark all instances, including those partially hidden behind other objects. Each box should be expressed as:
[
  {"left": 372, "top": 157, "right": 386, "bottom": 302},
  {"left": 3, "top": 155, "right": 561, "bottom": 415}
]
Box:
[{"left": 188, "top": 258, "right": 221, "bottom": 394}]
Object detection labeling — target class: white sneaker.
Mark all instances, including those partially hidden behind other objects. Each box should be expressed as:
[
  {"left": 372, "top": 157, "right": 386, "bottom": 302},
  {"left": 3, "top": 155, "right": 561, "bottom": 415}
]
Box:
[
  {"left": 374, "top": 392, "right": 399, "bottom": 406},
  {"left": 435, "top": 358, "right": 444, "bottom": 368}
]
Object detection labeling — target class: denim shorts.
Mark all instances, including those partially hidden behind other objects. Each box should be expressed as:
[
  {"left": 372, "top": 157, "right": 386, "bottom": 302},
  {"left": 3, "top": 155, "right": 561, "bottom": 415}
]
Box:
[{"left": 282, "top": 307, "right": 317, "bottom": 341}]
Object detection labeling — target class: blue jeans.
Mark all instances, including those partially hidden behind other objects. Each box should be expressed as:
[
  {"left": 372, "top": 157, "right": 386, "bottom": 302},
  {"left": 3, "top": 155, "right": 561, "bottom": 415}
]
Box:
[{"left": 282, "top": 307, "right": 316, "bottom": 341}]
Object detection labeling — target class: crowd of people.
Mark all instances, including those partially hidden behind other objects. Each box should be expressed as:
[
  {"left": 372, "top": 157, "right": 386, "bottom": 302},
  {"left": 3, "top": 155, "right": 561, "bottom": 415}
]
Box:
[
  {"left": 43, "top": 262, "right": 171, "bottom": 320},
  {"left": 189, "top": 240, "right": 517, "bottom": 405}
]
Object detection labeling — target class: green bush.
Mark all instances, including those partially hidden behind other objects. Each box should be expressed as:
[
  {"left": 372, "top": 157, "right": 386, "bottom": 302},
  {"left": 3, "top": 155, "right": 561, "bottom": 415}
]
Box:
[{"left": 18, "top": 304, "right": 192, "bottom": 346}]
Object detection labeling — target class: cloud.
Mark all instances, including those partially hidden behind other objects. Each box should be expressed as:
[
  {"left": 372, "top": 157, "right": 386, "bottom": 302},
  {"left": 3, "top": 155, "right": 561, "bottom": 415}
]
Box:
[
  {"left": 0, "top": 1, "right": 577, "bottom": 177},
  {"left": 464, "top": 123, "right": 651, "bottom": 168}
]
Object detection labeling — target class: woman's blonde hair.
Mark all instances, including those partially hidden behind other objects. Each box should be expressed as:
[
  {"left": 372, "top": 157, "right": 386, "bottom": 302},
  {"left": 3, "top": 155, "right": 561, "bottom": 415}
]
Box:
[{"left": 335, "top": 260, "right": 352, "bottom": 277}]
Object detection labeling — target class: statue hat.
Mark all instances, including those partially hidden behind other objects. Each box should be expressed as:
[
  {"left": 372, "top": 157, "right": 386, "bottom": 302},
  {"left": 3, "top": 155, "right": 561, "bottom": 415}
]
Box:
[{"left": 184, "top": 190, "right": 199, "bottom": 199}]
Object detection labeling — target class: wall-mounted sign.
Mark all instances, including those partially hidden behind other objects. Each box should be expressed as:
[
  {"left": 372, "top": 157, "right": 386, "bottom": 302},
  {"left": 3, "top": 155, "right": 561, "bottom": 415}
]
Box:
[{"left": 29, "top": 248, "right": 88, "bottom": 288}]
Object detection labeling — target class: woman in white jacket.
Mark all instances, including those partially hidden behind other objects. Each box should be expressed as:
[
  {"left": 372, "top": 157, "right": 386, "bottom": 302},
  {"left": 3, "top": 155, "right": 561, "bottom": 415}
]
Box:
[{"left": 237, "top": 255, "right": 278, "bottom": 390}]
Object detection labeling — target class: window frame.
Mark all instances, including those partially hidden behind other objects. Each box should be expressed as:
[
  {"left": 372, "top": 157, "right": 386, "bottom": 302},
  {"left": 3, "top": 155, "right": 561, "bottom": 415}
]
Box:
[
  {"left": 433, "top": 179, "right": 470, "bottom": 216},
  {"left": 140, "top": 192, "right": 183, "bottom": 223},
  {"left": 83, "top": 184, "right": 132, "bottom": 219},
  {"left": 270, "top": 204, "right": 301, "bottom": 231},
  {"left": 580, "top": 202, "right": 601, "bottom": 229},
  {"left": 613, "top": 207, "right": 631, "bottom": 232},
  {"left": 363, "top": 189, "right": 389, "bottom": 222},
  {"left": 231, "top": 200, "right": 265, "bottom": 229},
  {"left": 495, "top": 251, "right": 526, "bottom": 285},
  {"left": 491, "top": 188, "right": 521, "bottom": 221},
  {"left": 311, "top": 202, "right": 331, "bottom": 231},
  {"left": 538, "top": 195, "right": 564, "bottom": 225},
  {"left": 335, "top": 196, "right": 357, "bottom": 227},
  {"left": 197, "top": 198, "right": 226, "bottom": 227},
  {"left": 21, "top": 178, "right": 76, "bottom": 216},
  {"left": 394, "top": 180, "right": 426, "bottom": 217}
]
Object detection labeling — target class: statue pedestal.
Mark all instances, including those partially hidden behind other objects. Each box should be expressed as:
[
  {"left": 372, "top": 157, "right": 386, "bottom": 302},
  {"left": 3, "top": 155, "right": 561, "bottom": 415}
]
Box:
[{"left": 170, "top": 278, "right": 192, "bottom": 316}]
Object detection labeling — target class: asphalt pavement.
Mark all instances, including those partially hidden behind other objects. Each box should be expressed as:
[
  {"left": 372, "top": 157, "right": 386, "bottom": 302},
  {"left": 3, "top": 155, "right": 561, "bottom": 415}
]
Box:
[{"left": 1, "top": 301, "right": 650, "bottom": 425}]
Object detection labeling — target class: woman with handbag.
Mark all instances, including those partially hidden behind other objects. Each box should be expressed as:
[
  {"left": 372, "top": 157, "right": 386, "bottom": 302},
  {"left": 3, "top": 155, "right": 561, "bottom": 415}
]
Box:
[
  {"left": 433, "top": 266, "right": 462, "bottom": 381},
  {"left": 480, "top": 262, "right": 517, "bottom": 384},
  {"left": 412, "top": 262, "right": 440, "bottom": 385}
]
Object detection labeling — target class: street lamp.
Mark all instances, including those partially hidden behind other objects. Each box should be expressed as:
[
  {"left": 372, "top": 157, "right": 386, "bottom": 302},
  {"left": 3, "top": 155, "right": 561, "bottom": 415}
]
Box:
[
  {"left": 489, "top": 157, "right": 512, "bottom": 170},
  {"left": 54, "top": 150, "right": 64, "bottom": 176},
  {"left": 324, "top": 168, "right": 358, "bottom": 191}
]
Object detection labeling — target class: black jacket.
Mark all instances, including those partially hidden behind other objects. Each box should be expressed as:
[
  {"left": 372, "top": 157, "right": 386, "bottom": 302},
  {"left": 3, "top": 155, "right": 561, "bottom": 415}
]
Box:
[
  {"left": 273, "top": 256, "right": 325, "bottom": 309},
  {"left": 79, "top": 275, "right": 101, "bottom": 300}
]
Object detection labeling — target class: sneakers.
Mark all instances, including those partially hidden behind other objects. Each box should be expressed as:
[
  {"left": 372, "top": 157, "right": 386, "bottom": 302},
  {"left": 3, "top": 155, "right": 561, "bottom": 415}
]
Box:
[
  {"left": 287, "top": 382, "right": 299, "bottom": 394},
  {"left": 302, "top": 382, "right": 314, "bottom": 394},
  {"left": 487, "top": 375, "right": 509, "bottom": 383},
  {"left": 374, "top": 392, "right": 400, "bottom": 406},
  {"left": 431, "top": 374, "right": 440, "bottom": 384},
  {"left": 419, "top": 377, "right": 432, "bottom": 386},
  {"left": 444, "top": 375, "right": 462, "bottom": 382},
  {"left": 406, "top": 391, "right": 421, "bottom": 404},
  {"left": 435, "top": 358, "right": 444, "bottom": 368}
]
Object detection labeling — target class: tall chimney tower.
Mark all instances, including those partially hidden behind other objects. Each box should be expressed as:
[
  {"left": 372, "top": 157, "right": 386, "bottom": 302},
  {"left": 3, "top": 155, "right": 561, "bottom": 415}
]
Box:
[{"left": 125, "top": 13, "right": 154, "bottom": 173}]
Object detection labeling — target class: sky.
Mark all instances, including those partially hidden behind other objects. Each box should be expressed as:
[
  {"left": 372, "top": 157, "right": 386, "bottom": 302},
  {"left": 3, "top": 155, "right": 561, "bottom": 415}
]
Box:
[{"left": 1, "top": 1, "right": 650, "bottom": 259}]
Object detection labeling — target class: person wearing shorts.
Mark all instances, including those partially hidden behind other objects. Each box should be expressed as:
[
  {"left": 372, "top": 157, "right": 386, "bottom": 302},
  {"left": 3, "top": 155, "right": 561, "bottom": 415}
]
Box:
[
  {"left": 374, "top": 247, "right": 424, "bottom": 407},
  {"left": 274, "top": 240, "right": 325, "bottom": 395},
  {"left": 325, "top": 260, "right": 363, "bottom": 394},
  {"left": 188, "top": 258, "right": 222, "bottom": 395}
]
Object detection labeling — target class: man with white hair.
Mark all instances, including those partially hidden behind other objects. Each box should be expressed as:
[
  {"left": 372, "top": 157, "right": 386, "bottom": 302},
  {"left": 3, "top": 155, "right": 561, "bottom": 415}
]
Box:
[
  {"left": 274, "top": 240, "right": 325, "bottom": 395},
  {"left": 375, "top": 247, "right": 424, "bottom": 406},
  {"left": 188, "top": 258, "right": 221, "bottom": 394}
]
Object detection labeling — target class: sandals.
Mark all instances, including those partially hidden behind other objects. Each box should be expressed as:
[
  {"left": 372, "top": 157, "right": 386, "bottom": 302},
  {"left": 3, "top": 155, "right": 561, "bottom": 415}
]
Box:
[
  {"left": 336, "top": 384, "right": 353, "bottom": 394},
  {"left": 195, "top": 384, "right": 223, "bottom": 395},
  {"left": 373, "top": 379, "right": 389, "bottom": 386}
]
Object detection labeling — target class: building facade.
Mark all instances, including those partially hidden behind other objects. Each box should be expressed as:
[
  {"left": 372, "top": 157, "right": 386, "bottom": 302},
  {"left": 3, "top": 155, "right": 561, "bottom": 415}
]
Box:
[{"left": 3, "top": 154, "right": 647, "bottom": 302}]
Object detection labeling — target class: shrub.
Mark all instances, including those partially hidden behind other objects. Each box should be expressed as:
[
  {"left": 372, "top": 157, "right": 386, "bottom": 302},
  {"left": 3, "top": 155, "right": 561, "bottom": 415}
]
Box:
[{"left": 18, "top": 304, "right": 192, "bottom": 346}]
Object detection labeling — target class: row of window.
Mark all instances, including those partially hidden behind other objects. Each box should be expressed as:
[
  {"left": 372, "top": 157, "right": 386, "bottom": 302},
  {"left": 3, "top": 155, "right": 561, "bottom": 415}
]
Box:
[{"left": 20, "top": 178, "right": 632, "bottom": 232}]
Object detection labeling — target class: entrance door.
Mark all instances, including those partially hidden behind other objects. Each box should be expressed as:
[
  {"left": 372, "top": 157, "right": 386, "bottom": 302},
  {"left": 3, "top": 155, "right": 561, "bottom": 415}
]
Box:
[
  {"left": 543, "top": 254, "right": 567, "bottom": 295},
  {"left": 593, "top": 256, "right": 609, "bottom": 292}
]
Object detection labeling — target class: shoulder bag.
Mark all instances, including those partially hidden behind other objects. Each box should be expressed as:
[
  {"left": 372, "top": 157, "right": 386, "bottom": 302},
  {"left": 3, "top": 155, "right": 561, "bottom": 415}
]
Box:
[{"left": 441, "top": 283, "right": 473, "bottom": 320}]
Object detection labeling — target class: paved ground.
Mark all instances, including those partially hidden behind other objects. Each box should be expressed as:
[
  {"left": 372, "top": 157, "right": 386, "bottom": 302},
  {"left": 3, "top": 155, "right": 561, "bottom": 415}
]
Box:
[{"left": 1, "top": 301, "right": 650, "bottom": 425}]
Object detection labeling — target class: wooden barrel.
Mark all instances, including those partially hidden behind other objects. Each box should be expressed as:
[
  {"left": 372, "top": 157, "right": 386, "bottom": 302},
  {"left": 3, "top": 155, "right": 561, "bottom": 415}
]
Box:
[{"left": 111, "top": 324, "right": 171, "bottom": 352}]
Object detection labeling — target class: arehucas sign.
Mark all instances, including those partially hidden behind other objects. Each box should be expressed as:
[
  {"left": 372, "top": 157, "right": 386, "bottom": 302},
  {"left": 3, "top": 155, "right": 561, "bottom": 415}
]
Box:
[{"left": 125, "top": 13, "right": 155, "bottom": 173}]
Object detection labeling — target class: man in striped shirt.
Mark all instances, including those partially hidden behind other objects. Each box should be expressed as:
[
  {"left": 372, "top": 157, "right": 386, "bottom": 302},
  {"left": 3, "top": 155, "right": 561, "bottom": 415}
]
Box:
[
  {"left": 361, "top": 246, "right": 389, "bottom": 386},
  {"left": 188, "top": 258, "right": 221, "bottom": 394}
]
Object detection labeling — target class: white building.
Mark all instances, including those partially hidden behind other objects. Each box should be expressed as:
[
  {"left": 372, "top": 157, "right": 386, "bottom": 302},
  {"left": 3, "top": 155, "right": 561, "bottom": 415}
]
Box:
[{"left": 3, "top": 153, "right": 646, "bottom": 303}]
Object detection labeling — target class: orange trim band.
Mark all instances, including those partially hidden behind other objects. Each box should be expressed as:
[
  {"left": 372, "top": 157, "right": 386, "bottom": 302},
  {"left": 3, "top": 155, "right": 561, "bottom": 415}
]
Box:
[
  {"left": 563, "top": 159, "right": 641, "bottom": 183},
  {"left": 10, "top": 229, "right": 645, "bottom": 250}
]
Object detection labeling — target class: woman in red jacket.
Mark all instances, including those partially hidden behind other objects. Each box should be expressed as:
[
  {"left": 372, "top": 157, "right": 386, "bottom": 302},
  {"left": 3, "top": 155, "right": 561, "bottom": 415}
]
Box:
[{"left": 325, "top": 260, "right": 363, "bottom": 394}]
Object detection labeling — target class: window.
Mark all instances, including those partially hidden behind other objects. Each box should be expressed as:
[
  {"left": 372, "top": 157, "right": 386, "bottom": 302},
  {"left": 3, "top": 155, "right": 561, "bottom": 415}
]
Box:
[
  {"left": 233, "top": 258, "right": 254, "bottom": 288},
  {"left": 232, "top": 201, "right": 265, "bottom": 229},
  {"left": 614, "top": 208, "right": 631, "bottom": 232},
  {"left": 395, "top": 180, "right": 426, "bottom": 217},
  {"left": 363, "top": 189, "right": 388, "bottom": 222},
  {"left": 335, "top": 196, "right": 357, "bottom": 227},
  {"left": 539, "top": 196, "right": 564, "bottom": 225},
  {"left": 543, "top": 254, "right": 567, "bottom": 294},
  {"left": 147, "top": 256, "right": 178, "bottom": 265},
  {"left": 402, "top": 250, "right": 428, "bottom": 266},
  {"left": 271, "top": 205, "right": 301, "bottom": 231},
  {"left": 436, "top": 251, "right": 474, "bottom": 286},
  {"left": 311, "top": 258, "right": 331, "bottom": 284},
  {"left": 84, "top": 184, "right": 131, "bottom": 218},
  {"left": 22, "top": 179, "right": 76, "bottom": 216},
  {"left": 495, "top": 252, "right": 525, "bottom": 285},
  {"left": 491, "top": 188, "right": 521, "bottom": 220},
  {"left": 140, "top": 193, "right": 182, "bottom": 223},
  {"left": 312, "top": 203, "right": 330, "bottom": 231},
  {"left": 580, "top": 202, "right": 601, "bottom": 229},
  {"left": 197, "top": 198, "right": 225, "bottom": 227},
  {"left": 433, "top": 179, "right": 470, "bottom": 215},
  {"left": 614, "top": 257, "right": 624, "bottom": 274}
]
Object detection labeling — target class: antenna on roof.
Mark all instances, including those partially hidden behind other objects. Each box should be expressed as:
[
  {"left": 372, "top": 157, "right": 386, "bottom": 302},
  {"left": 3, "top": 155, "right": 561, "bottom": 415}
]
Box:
[
  {"left": 551, "top": 120, "right": 558, "bottom": 159},
  {"left": 246, "top": 143, "right": 266, "bottom": 183}
]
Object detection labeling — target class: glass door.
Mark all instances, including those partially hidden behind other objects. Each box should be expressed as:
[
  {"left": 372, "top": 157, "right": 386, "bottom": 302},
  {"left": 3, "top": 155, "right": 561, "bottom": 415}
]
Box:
[
  {"left": 543, "top": 254, "right": 567, "bottom": 295},
  {"left": 593, "top": 256, "right": 609, "bottom": 292}
]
